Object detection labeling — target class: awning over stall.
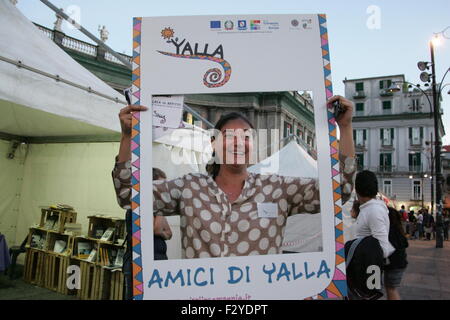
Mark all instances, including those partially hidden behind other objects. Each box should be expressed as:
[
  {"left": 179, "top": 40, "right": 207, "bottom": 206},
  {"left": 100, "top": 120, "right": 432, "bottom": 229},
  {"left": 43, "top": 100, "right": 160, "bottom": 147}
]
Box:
[{"left": 0, "top": 0, "right": 125, "bottom": 142}]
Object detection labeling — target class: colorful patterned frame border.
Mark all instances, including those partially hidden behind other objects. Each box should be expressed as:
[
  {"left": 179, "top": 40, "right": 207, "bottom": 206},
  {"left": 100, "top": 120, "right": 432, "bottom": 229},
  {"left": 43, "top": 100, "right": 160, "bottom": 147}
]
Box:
[
  {"left": 129, "top": 15, "right": 347, "bottom": 301},
  {"left": 313, "top": 14, "right": 347, "bottom": 300}
]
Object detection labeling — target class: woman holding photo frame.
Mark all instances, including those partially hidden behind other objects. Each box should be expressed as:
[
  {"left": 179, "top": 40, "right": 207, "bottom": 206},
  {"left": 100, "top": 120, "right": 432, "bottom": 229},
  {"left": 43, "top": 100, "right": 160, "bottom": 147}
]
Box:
[{"left": 112, "top": 95, "right": 356, "bottom": 259}]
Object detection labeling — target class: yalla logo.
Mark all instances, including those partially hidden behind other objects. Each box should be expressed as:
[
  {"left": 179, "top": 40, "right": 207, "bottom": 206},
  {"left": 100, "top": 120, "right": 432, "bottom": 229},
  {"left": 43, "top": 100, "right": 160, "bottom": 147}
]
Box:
[{"left": 158, "top": 27, "right": 232, "bottom": 88}]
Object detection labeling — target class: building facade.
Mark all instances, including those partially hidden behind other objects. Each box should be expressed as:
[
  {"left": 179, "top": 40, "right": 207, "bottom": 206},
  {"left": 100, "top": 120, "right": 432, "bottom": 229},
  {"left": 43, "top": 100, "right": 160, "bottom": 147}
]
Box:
[
  {"left": 184, "top": 91, "right": 316, "bottom": 160},
  {"left": 344, "top": 74, "right": 445, "bottom": 212}
]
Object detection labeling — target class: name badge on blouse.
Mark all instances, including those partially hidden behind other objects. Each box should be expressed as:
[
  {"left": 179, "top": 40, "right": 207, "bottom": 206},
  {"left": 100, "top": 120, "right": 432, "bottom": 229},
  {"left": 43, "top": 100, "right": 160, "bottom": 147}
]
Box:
[{"left": 257, "top": 203, "right": 278, "bottom": 218}]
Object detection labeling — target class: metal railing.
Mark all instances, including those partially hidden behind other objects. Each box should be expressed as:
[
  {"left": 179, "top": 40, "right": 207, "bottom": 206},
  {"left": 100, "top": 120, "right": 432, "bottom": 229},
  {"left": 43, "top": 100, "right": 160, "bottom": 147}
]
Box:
[
  {"left": 353, "top": 91, "right": 366, "bottom": 99},
  {"left": 379, "top": 165, "right": 394, "bottom": 173}
]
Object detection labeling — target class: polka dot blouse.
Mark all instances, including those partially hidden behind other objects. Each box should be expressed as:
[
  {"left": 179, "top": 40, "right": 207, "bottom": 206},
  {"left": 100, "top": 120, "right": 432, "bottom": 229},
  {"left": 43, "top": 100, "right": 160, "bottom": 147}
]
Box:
[{"left": 112, "top": 154, "right": 356, "bottom": 258}]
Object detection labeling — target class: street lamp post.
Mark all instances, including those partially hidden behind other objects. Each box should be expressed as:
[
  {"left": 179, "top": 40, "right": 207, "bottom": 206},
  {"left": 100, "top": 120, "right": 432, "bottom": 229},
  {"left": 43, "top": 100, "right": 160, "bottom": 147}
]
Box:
[
  {"left": 429, "top": 40, "right": 444, "bottom": 248},
  {"left": 427, "top": 134, "right": 435, "bottom": 215},
  {"left": 391, "top": 28, "right": 450, "bottom": 248},
  {"left": 418, "top": 34, "right": 450, "bottom": 248}
]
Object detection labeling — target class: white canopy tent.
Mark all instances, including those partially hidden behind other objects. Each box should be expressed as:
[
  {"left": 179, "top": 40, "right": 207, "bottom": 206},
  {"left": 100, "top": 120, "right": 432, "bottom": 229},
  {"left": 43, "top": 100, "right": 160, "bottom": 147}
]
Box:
[
  {"left": 249, "top": 140, "right": 356, "bottom": 253},
  {"left": 0, "top": 1, "right": 210, "bottom": 261},
  {"left": 0, "top": 0, "right": 125, "bottom": 138}
]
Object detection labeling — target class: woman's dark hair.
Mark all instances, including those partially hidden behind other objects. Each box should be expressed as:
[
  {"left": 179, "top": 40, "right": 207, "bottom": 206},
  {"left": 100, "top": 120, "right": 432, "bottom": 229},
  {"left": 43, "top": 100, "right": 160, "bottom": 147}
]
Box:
[
  {"left": 206, "top": 112, "right": 255, "bottom": 179},
  {"left": 355, "top": 170, "right": 378, "bottom": 198},
  {"left": 351, "top": 200, "right": 360, "bottom": 219},
  {"left": 153, "top": 167, "right": 167, "bottom": 180},
  {"left": 388, "top": 207, "right": 406, "bottom": 237}
]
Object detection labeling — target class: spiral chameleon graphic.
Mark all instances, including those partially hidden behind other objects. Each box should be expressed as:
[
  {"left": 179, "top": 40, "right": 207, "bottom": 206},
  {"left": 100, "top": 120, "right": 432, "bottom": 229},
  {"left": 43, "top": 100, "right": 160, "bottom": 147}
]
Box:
[
  {"left": 157, "top": 28, "right": 232, "bottom": 88},
  {"left": 157, "top": 51, "right": 232, "bottom": 88}
]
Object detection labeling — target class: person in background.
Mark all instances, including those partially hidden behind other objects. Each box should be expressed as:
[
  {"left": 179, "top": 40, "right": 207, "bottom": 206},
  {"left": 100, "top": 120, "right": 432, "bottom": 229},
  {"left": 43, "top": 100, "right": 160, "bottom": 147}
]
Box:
[
  {"left": 354, "top": 170, "right": 395, "bottom": 259},
  {"left": 152, "top": 168, "right": 173, "bottom": 260},
  {"left": 423, "top": 209, "right": 432, "bottom": 241},
  {"left": 384, "top": 207, "right": 408, "bottom": 300},
  {"left": 408, "top": 210, "right": 417, "bottom": 240},
  {"left": 399, "top": 205, "right": 408, "bottom": 235},
  {"left": 443, "top": 210, "right": 449, "bottom": 241},
  {"left": 416, "top": 210, "right": 424, "bottom": 240}
]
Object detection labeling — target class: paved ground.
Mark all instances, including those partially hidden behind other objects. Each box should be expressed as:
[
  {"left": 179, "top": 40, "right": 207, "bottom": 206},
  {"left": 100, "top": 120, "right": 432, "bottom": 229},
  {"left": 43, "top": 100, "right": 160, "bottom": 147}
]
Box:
[
  {"left": 396, "top": 238, "right": 450, "bottom": 300},
  {"left": 1, "top": 240, "right": 448, "bottom": 300},
  {"left": 0, "top": 265, "right": 76, "bottom": 300}
]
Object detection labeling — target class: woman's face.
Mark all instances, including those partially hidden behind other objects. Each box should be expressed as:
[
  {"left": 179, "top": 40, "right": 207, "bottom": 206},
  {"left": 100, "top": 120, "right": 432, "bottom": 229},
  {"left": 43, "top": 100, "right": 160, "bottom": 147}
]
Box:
[{"left": 214, "top": 118, "right": 254, "bottom": 168}]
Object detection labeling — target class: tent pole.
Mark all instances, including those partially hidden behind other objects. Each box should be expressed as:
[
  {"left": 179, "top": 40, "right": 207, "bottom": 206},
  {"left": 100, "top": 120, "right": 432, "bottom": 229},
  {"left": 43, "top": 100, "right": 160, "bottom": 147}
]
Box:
[{"left": 39, "top": 0, "right": 132, "bottom": 69}]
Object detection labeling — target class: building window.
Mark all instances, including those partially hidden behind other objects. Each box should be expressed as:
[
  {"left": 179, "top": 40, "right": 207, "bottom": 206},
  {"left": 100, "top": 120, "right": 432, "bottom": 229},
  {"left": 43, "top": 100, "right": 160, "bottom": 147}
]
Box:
[
  {"left": 409, "top": 152, "right": 422, "bottom": 173},
  {"left": 409, "top": 127, "right": 423, "bottom": 145},
  {"left": 353, "top": 129, "right": 367, "bottom": 147},
  {"left": 355, "top": 103, "right": 364, "bottom": 116},
  {"left": 383, "top": 180, "right": 392, "bottom": 197},
  {"left": 380, "top": 128, "right": 394, "bottom": 146},
  {"left": 356, "top": 153, "right": 364, "bottom": 171},
  {"left": 284, "top": 122, "right": 292, "bottom": 138},
  {"left": 379, "top": 79, "right": 392, "bottom": 89},
  {"left": 382, "top": 100, "right": 392, "bottom": 114},
  {"left": 296, "top": 128, "right": 303, "bottom": 140},
  {"left": 411, "top": 99, "right": 421, "bottom": 112},
  {"left": 355, "top": 82, "right": 364, "bottom": 92},
  {"left": 380, "top": 153, "right": 392, "bottom": 172},
  {"left": 412, "top": 180, "right": 422, "bottom": 200}
]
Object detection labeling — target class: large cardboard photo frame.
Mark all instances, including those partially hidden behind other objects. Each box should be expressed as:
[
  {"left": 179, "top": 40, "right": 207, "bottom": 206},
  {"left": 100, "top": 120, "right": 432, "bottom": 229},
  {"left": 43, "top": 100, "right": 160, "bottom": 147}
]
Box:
[{"left": 130, "top": 14, "right": 346, "bottom": 300}]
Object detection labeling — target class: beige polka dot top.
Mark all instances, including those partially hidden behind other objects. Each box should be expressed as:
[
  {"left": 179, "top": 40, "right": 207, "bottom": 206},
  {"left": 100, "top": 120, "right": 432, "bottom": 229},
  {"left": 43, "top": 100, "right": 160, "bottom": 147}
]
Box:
[{"left": 112, "top": 154, "right": 356, "bottom": 259}]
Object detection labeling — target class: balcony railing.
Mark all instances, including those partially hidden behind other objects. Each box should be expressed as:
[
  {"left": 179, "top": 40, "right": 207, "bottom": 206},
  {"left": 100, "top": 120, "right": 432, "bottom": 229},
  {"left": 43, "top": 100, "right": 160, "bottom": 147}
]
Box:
[
  {"left": 380, "top": 89, "right": 393, "bottom": 97},
  {"left": 379, "top": 165, "right": 394, "bottom": 173},
  {"left": 410, "top": 138, "right": 423, "bottom": 146},
  {"left": 61, "top": 36, "right": 97, "bottom": 56},
  {"left": 33, "top": 23, "right": 132, "bottom": 66},
  {"left": 409, "top": 165, "right": 423, "bottom": 173},
  {"left": 353, "top": 91, "right": 366, "bottom": 99},
  {"left": 35, "top": 24, "right": 54, "bottom": 41}
]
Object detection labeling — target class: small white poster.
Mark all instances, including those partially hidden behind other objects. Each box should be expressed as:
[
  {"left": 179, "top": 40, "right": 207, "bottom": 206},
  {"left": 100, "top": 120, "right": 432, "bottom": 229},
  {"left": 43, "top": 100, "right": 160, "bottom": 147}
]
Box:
[{"left": 152, "top": 95, "right": 184, "bottom": 128}]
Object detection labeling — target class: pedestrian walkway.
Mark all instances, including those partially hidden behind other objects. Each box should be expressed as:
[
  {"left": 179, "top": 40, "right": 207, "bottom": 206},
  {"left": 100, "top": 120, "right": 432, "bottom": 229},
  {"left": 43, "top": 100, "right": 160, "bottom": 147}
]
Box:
[{"left": 397, "top": 239, "right": 450, "bottom": 300}]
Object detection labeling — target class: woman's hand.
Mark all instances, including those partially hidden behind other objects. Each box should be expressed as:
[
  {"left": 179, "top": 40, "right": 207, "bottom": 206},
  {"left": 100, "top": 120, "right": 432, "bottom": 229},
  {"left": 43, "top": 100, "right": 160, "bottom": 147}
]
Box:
[
  {"left": 328, "top": 95, "right": 355, "bottom": 157},
  {"left": 117, "top": 105, "right": 147, "bottom": 162},
  {"left": 119, "top": 105, "right": 148, "bottom": 137},
  {"left": 328, "top": 95, "right": 353, "bottom": 129}
]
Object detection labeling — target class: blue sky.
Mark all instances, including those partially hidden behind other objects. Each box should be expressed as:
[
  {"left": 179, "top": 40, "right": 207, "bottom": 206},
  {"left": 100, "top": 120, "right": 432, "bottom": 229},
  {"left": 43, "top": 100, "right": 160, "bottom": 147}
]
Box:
[{"left": 16, "top": 0, "right": 450, "bottom": 144}]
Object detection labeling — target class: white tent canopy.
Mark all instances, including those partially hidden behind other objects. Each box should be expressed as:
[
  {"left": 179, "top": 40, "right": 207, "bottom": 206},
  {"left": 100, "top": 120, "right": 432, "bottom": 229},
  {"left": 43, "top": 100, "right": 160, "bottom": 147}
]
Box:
[
  {"left": 0, "top": 0, "right": 124, "bottom": 140},
  {"left": 249, "top": 139, "right": 318, "bottom": 177},
  {"left": 249, "top": 140, "right": 356, "bottom": 252},
  {"left": 249, "top": 141, "right": 323, "bottom": 253}
]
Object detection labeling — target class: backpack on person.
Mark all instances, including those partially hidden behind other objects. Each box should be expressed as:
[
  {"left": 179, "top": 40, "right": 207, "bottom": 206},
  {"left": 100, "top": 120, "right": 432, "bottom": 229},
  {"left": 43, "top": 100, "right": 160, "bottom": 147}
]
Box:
[{"left": 345, "top": 236, "right": 384, "bottom": 300}]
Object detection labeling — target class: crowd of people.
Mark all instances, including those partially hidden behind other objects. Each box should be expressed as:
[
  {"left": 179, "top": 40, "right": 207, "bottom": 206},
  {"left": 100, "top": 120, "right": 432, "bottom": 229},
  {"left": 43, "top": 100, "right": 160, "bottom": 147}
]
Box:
[{"left": 399, "top": 205, "right": 450, "bottom": 241}]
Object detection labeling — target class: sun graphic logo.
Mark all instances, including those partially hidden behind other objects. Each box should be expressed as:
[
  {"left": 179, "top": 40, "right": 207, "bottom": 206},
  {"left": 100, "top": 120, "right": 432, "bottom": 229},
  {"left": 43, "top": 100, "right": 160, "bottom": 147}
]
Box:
[{"left": 161, "top": 27, "right": 175, "bottom": 40}]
